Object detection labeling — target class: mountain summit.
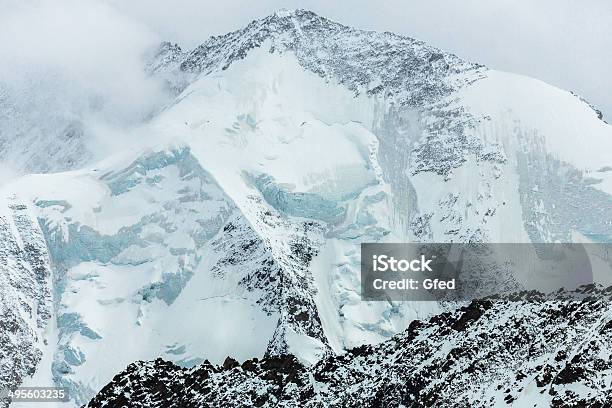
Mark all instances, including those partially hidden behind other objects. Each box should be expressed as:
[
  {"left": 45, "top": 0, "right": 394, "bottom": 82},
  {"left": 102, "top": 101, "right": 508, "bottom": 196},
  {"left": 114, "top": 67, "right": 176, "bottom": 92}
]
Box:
[{"left": 155, "top": 8, "right": 480, "bottom": 106}]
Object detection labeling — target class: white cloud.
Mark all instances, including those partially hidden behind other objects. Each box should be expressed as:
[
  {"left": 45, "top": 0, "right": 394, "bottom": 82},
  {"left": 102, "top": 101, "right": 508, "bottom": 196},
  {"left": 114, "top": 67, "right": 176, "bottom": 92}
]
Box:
[
  {"left": 0, "top": 0, "right": 181, "bottom": 176},
  {"left": 0, "top": 0, "right": 167, "bottom": 129}
]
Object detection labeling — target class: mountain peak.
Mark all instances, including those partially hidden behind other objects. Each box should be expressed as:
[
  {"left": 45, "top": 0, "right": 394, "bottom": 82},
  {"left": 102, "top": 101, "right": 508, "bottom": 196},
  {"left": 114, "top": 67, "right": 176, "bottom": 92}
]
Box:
[
  {"left": 269, "top": 8, "right": 325, "bottom": 21},
  {"left": 272, "top": 7, "right": 298, "bottom": 18},
  {"left": 163, "top": 9, "right": 481, "bottom": 108}
]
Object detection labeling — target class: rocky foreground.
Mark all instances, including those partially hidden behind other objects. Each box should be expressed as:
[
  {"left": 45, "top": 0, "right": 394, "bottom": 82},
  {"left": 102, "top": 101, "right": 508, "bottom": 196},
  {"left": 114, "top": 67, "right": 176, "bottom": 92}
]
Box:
[{"left": 86, "top": 285, "right": 612, "bottom": 407}]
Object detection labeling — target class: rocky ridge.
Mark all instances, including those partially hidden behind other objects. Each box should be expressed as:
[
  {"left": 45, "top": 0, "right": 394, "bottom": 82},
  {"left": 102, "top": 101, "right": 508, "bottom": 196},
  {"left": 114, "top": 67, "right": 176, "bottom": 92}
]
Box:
[{"left": 86, "top": 285, "right": 612, "bottom": 407}]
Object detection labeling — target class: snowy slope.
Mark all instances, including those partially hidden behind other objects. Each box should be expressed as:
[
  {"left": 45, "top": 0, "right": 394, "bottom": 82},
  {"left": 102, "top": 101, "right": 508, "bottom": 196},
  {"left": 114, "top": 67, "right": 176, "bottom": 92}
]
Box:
[
  {"left": 4, "top": 148, "right": 279, "bottom": 405},
  {"left": 2, "top": 8, "right": 612, "bottom": 406}
]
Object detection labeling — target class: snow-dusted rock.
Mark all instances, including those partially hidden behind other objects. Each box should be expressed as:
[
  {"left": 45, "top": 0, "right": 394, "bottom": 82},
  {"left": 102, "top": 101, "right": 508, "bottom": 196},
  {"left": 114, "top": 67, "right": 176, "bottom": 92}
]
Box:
[
  {"left": 85, "top": 285, "right": 612, "bottom": 407},
  {"left": 0, "top": 198, "right": 52, "bottom": 408}
]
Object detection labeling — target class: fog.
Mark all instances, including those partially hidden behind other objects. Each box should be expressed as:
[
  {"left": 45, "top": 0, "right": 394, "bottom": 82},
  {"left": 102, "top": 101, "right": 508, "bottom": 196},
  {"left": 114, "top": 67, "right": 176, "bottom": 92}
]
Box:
[{"left": 0, "top": 0, "right": 169, "bottom": 122}]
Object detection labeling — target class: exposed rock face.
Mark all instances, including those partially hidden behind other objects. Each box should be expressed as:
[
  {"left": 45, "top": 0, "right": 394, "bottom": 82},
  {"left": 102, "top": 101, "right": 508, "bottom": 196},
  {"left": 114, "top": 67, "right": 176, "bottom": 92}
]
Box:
[
  {"left": 211, "top": 205, "right": 328, "bottom": 358},
  {"left": 0, "top": 198, "right": 52, "bottom": 408},
  {"left": 85, "top": 286, "right": 612, "bottom": 408},
  {"left": 177, "top": 9, "right": 480, "bottom": 105}
]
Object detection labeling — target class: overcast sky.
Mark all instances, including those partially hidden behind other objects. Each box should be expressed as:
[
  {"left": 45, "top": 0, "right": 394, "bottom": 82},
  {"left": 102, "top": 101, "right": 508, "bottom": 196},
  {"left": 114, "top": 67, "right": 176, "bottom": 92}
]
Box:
[
  {"left": 3, "top": 0, "right": 611, "bottom": 121},
  {"left": 111, "top": 0, "right": 612, "bottom": 120}
]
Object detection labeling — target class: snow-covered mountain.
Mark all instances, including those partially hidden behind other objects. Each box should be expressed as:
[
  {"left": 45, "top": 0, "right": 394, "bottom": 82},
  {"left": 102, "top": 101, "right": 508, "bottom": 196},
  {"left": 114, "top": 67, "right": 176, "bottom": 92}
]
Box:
[{"left": 1, "top": 8, "right": 612, "bottom": 406}]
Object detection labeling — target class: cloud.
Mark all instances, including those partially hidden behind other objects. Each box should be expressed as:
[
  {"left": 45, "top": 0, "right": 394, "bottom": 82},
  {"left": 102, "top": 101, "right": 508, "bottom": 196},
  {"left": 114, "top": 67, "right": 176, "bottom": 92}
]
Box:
[
  {"left": 0, "top": 0, "right": 169, "bottom": 122},
  {"left": 0, "top": 0, "right": 176, "bottom": 176}
]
